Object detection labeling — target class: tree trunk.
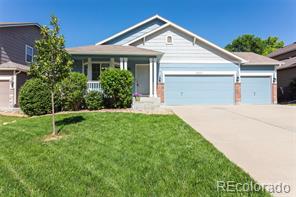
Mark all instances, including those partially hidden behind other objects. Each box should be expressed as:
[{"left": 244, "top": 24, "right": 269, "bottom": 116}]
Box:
[{"left": 51, "top": 91, "right": 56, "bottom": 135}]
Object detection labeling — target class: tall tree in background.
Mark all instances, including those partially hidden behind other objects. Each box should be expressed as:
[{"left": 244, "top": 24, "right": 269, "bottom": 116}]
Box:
[
  {"left": 225, "top": 34, "right": 284, "bottom": 55},
  {"left": 30, "top": 16, "right": 73, "bottom": 135}
]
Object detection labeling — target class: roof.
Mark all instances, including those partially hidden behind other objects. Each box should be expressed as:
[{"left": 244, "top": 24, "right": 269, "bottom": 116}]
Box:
[
  {"left": 277, "top": 57, "right": 296, "bottom": 70},
  {"left": 95, "top": 15, "right": 246, "bottom": 63},
  {"left": 268, "top": 42, "right": 296, "bottom": 58},
  {"left": 67, "top": 45, "right": 163, "bottom": 56},
  {"left": 0, "top": 22, "right": 41, "bottom": 28},
  {"left": 0, "top": 61, "right": 29, "bottom": 72},
  {"left": 233, "top": 52, "right": 282, "bottom": 65}
]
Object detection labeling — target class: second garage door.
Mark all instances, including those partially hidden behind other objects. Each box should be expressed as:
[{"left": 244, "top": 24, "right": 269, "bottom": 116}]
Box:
[
  {"left": 241, "top": 76, "right": 271, "bottom": 104},
  {"left": 165, "top": 75, "right": 234, "bottom": 105}
]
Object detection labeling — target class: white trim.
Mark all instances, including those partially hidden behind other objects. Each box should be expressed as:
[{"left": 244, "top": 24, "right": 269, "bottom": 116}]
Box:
[
  {"left": 162, "top": 71, "right": 237, "bottom": 83},
  {"left": 153, "top": 58, "right": 157, "bottom": 97},
  {"left": 149, "top": 58, "right": 153, "bottom": 97},
  {"left": 159, "top": 60, "right": 232, "bottom": 64},
  {"left": 25, "top": 45, "right": 33, "bottom": 63},
  {"left": 124, "top": 58, "right": 128, "bottom": 70},
  {"left": 120, "top": 58, "right": 124, "bottom": 70},
  {"left": 96, "top": 15, "right": 167, "bottom": 45},
  {"left": 122, "top": 16, "right": 247, "bottom": 63},
  {"left": 13, "top": 71, "right": 16, "bottom": 105},
  {"left": 0, "top": 76, "right": 12, "bottom": 80},
  {"left": 240, "top": 72, "right": 274, "bottom": 77}
]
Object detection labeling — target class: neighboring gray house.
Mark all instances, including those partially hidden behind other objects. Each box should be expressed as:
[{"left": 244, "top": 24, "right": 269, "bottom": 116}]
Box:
[
  {"left": 268, "top": 42, "right": 296, "bottom": 102},
  {"left": 68, "top": 15, "right": 281, "bottom": 105},
  {"left": 0, "top": 22, "right": 40, "bottom": 109}
]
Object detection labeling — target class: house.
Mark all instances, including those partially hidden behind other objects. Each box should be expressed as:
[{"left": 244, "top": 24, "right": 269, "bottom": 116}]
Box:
[
  {"left": 268, "top": 42, "right": 296, "bottom": 102},
  {"left": 0, "top": 22, "right": 41, "bottom": 109},
  {"left": 68, "top": 15, "right": 281, "bottom": 105}
]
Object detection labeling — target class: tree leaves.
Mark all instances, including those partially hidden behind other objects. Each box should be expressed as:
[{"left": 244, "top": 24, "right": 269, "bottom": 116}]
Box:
[{"left": 225, "top": 34, "right": 284, "bottom": 56}]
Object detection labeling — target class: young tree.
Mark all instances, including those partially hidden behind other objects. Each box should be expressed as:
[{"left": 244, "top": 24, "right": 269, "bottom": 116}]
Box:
[
  {"left": 225, "top": 34, "right": 284, "bottom": 55},
  {"left": 30, "top": 16, "right": 73, "bottom": 135}
]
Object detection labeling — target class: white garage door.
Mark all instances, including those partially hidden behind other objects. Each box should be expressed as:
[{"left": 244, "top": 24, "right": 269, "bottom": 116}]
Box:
[{"left": 165, "top": 75, "right": 234, "bottom": 105}]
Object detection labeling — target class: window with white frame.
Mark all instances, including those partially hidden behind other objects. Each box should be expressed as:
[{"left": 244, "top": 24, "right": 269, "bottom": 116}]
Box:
[
  {"left": 25, "top": 45, "right": 33, "bottom": 63},
  {"left": 166, "top": 35, "right": 173, "bottom": 45}
]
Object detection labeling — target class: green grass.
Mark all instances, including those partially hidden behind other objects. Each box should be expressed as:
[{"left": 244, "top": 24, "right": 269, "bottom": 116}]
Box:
[
  {"left": 0, "top": 115, "right": 24, "bottom": 125},
  {"left": 0, "top": 112, "right": 270, "bottom": 196}
]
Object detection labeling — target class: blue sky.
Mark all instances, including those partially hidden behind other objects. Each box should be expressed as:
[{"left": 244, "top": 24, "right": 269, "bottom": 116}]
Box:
[{"left": 1, "top": 0, "right": 295, "bottom": 48}]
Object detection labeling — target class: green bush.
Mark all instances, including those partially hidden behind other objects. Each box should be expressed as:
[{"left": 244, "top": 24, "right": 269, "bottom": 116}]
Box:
[
  {"left": 100, "top": 68, "right": 133, "bottom": 108},
  {"left": 19, "top": 78, "right": 51, "bottom": 116},
  {"left": 85, "top": 91, "right": 103, "bottom": 110},
  {"left": 57, "top": 72, "right": 87, "bottom": 111}
]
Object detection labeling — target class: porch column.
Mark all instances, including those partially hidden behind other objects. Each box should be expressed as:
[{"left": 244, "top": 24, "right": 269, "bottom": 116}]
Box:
[
  {"left": 120, "top": 58, "right": 124, "bottom": 70},
  {"left": 110, "top": 58, "right": 115, "bottom": 68},
  {"left": 87, "top": 58, "right": 92, "bottom": 81},
  {"left": 124, "top": 58, "right": 128, "bottom": 70},
  {"left": 149, "top": 58, "right": 153, "bottom": 97},
  {"left": 153, "top": 58, "right": 157, "bottom": 97}
]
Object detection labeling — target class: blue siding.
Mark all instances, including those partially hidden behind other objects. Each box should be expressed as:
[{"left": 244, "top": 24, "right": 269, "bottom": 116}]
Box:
[
  {"left": 105, "top": 19, "right": 166, "bottom": 45},
  {"left": 165, "top": 75, "right": 234, "bottom": 105},
  {"left": 159, "top": 63, "right": 238, "bottom": 82},
  {"left": 241, "top": 76, "right": 271, "bottom": 104},
  {"left": 241, "top": 65, "right": 275, "bottom": 72}
]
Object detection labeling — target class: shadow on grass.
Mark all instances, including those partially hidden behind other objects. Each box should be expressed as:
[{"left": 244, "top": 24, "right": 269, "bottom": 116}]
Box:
[{"left": 56, "top": 116, "right": 85, "bottom": 133}]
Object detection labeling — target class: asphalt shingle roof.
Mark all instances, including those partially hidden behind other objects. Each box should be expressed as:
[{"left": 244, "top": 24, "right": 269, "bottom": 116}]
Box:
[
  {"left": 268, "top": 42, "right": 296, "bottom": 58},
  {"left": 233, "top": 52, "right": 282, "bottom": 65},
  {"left": 67, "top": 45, "right": 163, "bottom": 56},
  {"left": 0, "top": 22, "right": 40, "bottom": 28},
  {"left": 0, "top": 61, "right": 29, "bottom": 71}
]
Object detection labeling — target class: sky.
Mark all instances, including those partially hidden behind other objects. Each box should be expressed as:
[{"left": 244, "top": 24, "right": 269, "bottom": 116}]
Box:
[{"left": 0, "top": 0, "right": 295, "bottom": 48}]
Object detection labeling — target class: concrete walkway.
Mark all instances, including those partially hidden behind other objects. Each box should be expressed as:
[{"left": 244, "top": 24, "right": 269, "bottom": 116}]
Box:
[{"left": 172, "top": 105, "right": 296, "bottom": 197}]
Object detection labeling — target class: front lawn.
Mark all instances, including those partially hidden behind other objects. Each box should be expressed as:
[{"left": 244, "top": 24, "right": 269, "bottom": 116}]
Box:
[
  {"left": 0, "top": 115, "right": 24, "bottom": 125},
  {"left": 0, "top": 113, "right": 269, "bottom": 196}
]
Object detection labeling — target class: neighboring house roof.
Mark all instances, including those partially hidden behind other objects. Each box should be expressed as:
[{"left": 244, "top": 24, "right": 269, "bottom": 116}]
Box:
[
  {"left": 67, "top": 45, "right": 163, "bottom": 56},
  {"left": 0, "top": 61, "right": 29, "bottom": 72},
  {"left": 268, "top": 42, "right": 296, "bottom": 58},
  {"left": 96, "top": 15, "right": 247, "bottom": 64},
  {"left": 0, "top": 22, "right": 41, "bottom": 28},
  {"left": 233, "top": 52, "right": 282, "bottom": 65},
  {"left": 277, "top": 57, "right": 296, "bottom": 70}
]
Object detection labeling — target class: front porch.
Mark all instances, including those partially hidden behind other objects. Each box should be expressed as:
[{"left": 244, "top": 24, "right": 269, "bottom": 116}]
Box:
[
  {"left": 73, "top": 56, "right": 159, "bottom": 97},
  {"left": 68, "top": 45, "right": 162, "bottom": 97}
]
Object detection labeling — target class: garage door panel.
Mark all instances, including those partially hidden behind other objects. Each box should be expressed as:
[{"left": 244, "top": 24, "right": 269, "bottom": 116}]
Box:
[
  {"left": 165, "top": 75, "right": 234, "bottom": 105},
  {"left": 241, "top": 76, "right": 271, "bottom": 104}
]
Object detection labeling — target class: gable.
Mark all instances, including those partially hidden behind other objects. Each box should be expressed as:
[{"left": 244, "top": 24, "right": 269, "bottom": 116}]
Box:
[
  {"left": 131, "top": 26, "right": 232, "bottom": 64},
  {"left": 102, "top": 18, "right": 166, "bottom": 45}
]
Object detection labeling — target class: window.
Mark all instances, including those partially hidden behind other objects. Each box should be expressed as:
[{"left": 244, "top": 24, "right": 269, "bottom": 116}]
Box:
[
  {"left": 166, "top": 35, "right": 173, "bottom": 45},
  {"left": 25, "top": 45, "right": 33, "bottom": 63},
  {"left": 92, "top": 63, "right": 110, "bottom": 80}
]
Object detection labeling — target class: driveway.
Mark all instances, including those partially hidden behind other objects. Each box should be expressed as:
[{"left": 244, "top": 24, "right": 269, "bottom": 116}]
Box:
[{"left": 172, "top": 105, "right": 296, "bottom": 196}]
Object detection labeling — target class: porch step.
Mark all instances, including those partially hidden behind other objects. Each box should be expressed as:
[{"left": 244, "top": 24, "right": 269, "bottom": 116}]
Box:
[{"left": 132, "top": 97, "right": 161, "bottom": 110}]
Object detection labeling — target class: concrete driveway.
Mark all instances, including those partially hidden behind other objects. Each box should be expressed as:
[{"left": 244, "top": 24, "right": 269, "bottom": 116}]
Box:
[{"left": 172, "top": 105, "right": 296, "bottom": 196}]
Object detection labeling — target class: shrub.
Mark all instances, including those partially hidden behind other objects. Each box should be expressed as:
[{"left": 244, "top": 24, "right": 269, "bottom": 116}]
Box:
[
  {"left": 100, "top": 68, "right": 133, "bottom": 108},
  {"left": 58, "top": 72, "right": 87, "bottom": 111},
  {"left": 19, "top": 78, "right": 51, "bottom": 116},
  {"left": 85, "top": 91, "right": 103, "bottom": 110}
]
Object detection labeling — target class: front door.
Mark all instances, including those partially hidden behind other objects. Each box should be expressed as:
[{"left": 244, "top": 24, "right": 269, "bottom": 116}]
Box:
[{"left": 135, "top": 64, "right": 149, "bottom": 95}]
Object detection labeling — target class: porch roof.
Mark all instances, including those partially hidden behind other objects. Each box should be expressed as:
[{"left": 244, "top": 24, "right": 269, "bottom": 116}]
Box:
[
  {"left": 0, "top": 61, "right": 29, "bottom": 72},
  {"left": 67, "top": 45, "right": 162, "bottom": 56}
]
